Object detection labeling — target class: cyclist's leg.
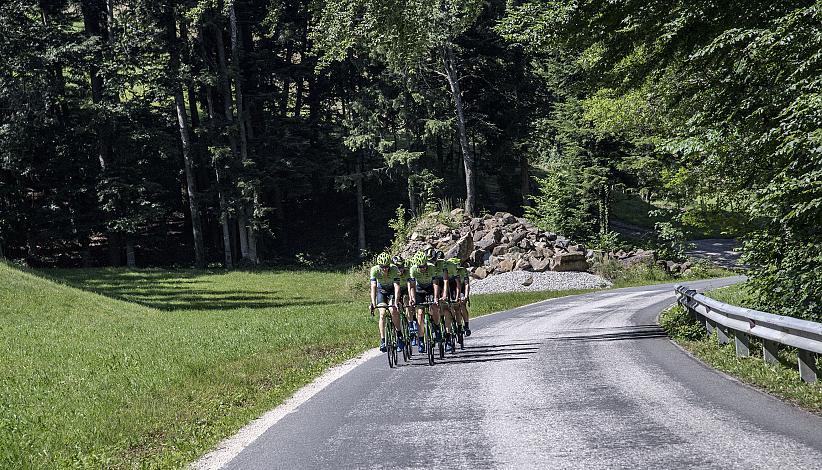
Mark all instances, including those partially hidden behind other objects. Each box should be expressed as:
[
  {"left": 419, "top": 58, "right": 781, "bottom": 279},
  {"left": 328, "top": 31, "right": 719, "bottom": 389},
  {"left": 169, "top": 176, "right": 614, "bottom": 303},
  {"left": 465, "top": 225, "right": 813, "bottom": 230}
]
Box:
[
  {"left": 376, "top": 287, "right": 387, "bottom": 343},
  {"left": 388, "top": 294, "right": 404, "bottom": 350},
  {"left": 461, "top": 288, "right": 471, "bottom": 335}
]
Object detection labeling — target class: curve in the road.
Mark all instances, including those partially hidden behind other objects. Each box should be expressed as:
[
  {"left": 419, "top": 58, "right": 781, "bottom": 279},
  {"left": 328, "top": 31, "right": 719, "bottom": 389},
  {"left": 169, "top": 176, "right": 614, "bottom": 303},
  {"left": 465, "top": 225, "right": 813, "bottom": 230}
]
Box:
[{"left": 207, "top": 277, "right": 822, "bottom": 469}]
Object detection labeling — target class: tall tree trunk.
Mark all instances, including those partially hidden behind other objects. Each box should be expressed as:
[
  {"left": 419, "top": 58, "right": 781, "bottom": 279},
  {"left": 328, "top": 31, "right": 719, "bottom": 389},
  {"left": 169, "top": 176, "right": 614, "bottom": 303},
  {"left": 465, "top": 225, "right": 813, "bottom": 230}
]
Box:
[
  {"left": 201, "top": 25, "right": 234, "bottom": 268},
  {"left": 229, "top": 4, "right": 258, "bottom": 264},
  {"left": 81, "top": 0, "right": 120, "bottom": 266},
  {"left": 214, "top": 21, "right": 252, "bottom": 263},
  {"left": 356, "top": 154, "right": 366, "bottom": 257},
  {"left": 167, "top": 5, "right": 206, "bottom": 268},
  {"left": 443, "top": 44, "right": 476, "bottom": 217}
]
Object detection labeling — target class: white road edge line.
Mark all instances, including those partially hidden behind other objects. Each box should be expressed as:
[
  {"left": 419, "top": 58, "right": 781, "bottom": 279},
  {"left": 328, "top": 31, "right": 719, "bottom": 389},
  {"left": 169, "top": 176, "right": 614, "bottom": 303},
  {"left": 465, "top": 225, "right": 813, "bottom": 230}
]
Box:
[{"left": 191, "top": 348, "right": 381, "bottom": 470}]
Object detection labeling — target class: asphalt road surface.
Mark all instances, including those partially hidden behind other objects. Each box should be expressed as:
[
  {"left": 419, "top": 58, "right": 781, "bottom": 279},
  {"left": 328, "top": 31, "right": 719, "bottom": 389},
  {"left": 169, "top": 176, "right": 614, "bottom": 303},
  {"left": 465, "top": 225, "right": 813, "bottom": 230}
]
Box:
[{"left": 222, "top": 278, "right": 822, "bottom": 469}]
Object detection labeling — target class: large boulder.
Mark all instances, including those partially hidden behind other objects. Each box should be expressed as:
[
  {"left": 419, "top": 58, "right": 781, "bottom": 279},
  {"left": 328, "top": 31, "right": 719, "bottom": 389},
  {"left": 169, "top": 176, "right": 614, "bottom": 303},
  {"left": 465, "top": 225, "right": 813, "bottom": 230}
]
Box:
[
  {"left": 509, "top": 229, "right": 529, "bottom": 246},
  {"left": 468, "top": 249, "right": 485, "bottom": 267},
  {"left": 552, "top": 252, "right": 590, "bottom": 272},
  {"left": 497, "top": 257, "right": 515, "bottom": 273},
  {"left": 620, "top": 249, "right": 656, "bottom": 267},
  {"left": 444, "top": 233, "right": 474, "bottom": 260},
  {"left": 495, "top": 212, "right": 518, "bottom": 225},
  {"left": 529, "top": 256, "right": 551, "bottom": 272},
  {"left": 492, "top": 245, "right": 508, "bottom": 256},
  {"left": 473, "top": 266, "right": 489, "bottom": 279},
  {"left": 475, "top": 228, "right": 503, "bottom": 251},
  {"left": 515, "top": 257, "right": 532, "bottom": 271}
]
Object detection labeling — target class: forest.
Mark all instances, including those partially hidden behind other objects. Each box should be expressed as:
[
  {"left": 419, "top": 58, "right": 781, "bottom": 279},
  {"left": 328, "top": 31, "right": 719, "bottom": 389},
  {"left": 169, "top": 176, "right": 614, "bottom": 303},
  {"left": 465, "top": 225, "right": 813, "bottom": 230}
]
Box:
[{"left": 1, "top": 0, "right": 820, "bottom": 319}]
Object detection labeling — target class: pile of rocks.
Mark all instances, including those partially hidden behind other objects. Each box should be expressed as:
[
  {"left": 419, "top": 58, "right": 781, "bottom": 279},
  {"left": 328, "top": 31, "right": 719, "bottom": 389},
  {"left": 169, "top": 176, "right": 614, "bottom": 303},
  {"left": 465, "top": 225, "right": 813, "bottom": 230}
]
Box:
[{"left": 399, "top": 210, "right": 591, "bottom": 279}]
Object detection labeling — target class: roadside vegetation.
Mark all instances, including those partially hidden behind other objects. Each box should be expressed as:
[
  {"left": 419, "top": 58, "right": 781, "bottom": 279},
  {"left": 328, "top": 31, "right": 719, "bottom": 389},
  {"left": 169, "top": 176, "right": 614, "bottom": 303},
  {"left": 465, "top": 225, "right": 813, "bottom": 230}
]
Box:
[
  {"left": 0, "top": 262, "right": 602, "bottom": 468},
  {"left": 660, "top": 283, "right": 822, "bottom": 413}
]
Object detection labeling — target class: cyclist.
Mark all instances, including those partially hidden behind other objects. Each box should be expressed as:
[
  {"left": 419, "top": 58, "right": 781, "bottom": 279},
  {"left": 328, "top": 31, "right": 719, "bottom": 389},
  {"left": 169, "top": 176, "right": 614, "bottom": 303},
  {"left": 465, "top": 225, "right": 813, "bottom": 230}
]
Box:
[
  {"left": 457, "top": 262, "right": 472, "bottom": 336},
  {"left": 429, "top": 249, "right": 456, "bottom": 352},
  {"left": 442, "top": 256, "right": 464, "bottom": 348},
  {"left": 370, "top": 252, "right": 404, "bottom": 353},
  {"left": 392, "top": 255, "right": 419, "bottom": 345},
  {"left": 408, "top": 251, "right": 443, "bottom": 352}
]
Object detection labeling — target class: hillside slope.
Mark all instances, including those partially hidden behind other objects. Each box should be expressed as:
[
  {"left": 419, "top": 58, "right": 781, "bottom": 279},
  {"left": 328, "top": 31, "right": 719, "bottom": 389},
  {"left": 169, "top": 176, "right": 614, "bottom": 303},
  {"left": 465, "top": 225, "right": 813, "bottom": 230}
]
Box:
[{"left": 0, "top": 263, "right": 373, "bottom": 468}]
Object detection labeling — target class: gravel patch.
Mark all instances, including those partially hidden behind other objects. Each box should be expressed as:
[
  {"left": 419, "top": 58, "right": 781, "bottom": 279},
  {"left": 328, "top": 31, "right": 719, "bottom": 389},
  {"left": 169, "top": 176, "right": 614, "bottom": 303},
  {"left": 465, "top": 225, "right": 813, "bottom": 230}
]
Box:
[{"left": 470, "top": 271, "right": 612, "bottom": 295}]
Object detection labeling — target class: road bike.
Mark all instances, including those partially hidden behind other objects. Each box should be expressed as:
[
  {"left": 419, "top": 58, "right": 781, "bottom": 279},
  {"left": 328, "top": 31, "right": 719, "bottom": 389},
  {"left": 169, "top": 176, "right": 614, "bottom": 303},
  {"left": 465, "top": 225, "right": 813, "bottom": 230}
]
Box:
[
  {"left": 413, "top": 296, "right": 437, "bottom": 366},
  {"left": 397, "top": 296, "right": 412, "bottom": 362},
  {"left": 372, "top": 302, "right": 398, "bottom": 368},
  {"left": 446, "top": 297, "right": 465, "bottom": 351}
]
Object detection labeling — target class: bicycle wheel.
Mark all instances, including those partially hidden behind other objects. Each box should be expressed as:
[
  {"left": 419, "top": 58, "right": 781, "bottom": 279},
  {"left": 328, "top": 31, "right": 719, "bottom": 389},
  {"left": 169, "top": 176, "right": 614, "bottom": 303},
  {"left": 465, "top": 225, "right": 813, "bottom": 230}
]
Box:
[
  {"left": 425, "top": 313, "right": 435, "bottom": 366},
  {"left": 385, "top": 315, "right": 395, "bottom": 369},
  {"left": 400, "top": 315, "right": 410, "bottom": 362}
]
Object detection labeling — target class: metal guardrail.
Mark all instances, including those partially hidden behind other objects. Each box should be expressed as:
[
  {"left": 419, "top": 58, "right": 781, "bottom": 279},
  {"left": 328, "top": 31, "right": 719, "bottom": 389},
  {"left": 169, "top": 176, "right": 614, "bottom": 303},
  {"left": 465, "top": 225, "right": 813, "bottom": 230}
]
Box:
[{"left": 675, "top": 285, "right": 821, "bottom": 383}]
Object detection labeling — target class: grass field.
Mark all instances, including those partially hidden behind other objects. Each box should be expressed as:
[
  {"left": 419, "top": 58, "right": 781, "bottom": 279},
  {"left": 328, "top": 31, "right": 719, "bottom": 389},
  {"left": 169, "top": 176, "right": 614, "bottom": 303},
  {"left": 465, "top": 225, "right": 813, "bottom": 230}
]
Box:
[
  {"left": 0, "top": 263, "right": 596, "bottom": 468},
  {"left": 660, "top": 283, "right": 822, "bottom": 413}
]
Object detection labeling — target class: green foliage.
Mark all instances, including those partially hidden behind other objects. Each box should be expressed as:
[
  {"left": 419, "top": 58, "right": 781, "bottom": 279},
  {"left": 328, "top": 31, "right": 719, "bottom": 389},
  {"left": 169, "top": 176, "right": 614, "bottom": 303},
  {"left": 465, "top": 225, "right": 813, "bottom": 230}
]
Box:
[
  {"left": 387, "top": 205, "right": 412, "bottom": 252},
  {"left": 312, "top": 0, "right": 485, "bottom": 71},
  {"left": 504, "top": 0, "right": 821, "bottom": 321},
  {"left": 526, "top": 172, "right": 596, "bottom": 240},
  {"left": 659, "top": 305, "right": 707, "bottom": 342}
]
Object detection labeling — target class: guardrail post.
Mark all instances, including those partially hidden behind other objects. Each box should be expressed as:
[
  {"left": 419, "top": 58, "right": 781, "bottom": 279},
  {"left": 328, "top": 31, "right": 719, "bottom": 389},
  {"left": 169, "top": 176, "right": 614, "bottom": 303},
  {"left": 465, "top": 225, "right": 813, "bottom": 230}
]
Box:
[
  {"left": 706, "top": 318, "right": 715, "bottom": 335},
  {"left": 797, "top": 350, "right": 818, "bottom": 383},
  {"left": 734, "top": 331, "right": 750, "bottom": 357},
  {"left": 762, "top": 340, "right": 779, "bottom": 365},
  {"left": 716, "top": 325, "right": 730, "bottom": 345}
]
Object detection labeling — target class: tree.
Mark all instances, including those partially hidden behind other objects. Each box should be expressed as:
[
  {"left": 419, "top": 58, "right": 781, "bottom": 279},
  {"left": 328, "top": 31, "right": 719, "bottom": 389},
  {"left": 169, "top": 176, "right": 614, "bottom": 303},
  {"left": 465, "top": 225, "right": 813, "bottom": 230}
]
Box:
[{"left": 313, "top": 0, "right": 486, "bottom": 215}]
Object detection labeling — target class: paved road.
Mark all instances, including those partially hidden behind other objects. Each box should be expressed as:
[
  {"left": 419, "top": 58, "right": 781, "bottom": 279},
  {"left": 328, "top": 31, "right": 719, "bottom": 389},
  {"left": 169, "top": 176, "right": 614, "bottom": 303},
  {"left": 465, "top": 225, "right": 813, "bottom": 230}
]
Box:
[
  {"left": 686, "top": 239, "right": 744, "bottom": 269},
  {"left": 223, "top": 278, "right": 822, "bottom": 469}
]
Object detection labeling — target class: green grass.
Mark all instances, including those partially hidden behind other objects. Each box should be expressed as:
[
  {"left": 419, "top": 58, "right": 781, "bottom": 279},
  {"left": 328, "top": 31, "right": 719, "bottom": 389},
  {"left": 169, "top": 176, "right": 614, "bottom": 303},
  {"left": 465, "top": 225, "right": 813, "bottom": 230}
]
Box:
[
  {"left": 660, "top": 283, "right": 822, "bottom": 413},
  {"left": 0, "top": 263, "right": 597, "bottom": 469}
]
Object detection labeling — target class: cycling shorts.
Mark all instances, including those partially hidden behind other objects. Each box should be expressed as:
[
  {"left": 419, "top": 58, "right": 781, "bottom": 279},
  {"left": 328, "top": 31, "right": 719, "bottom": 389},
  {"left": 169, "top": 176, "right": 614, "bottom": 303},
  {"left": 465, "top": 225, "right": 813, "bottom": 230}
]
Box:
[
  {"left": 375, "top": 283, "right": 395, "bottom": 306},
  {"left": 413, "top": 284, "right": 434, "bottom": 306},
  {"left": 447, "top": 281, "right": 460, "bottom": 302}
]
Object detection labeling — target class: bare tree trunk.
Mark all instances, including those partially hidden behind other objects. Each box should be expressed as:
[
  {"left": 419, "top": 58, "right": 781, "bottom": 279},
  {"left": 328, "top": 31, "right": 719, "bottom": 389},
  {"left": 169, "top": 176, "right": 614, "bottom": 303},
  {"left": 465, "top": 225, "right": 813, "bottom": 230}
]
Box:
[
  {"left": 229, "top": 4, "right": 259, "bottom": 264},
  {"left": 356, "top": 154, "right": 366, "bottom": 257},
  {"left": 167, "top": 5, "right": 206, "bottom": 268},
  {"left": 201, "top": 25, "right": 234, "bottom": 268},
  {"left": 81, "top": 0, "right": 120, "bottom": 266},
  {"left": 442, "top": 45, "right": 475, "bottom": 215},
  {"left": 215, "top": 21, "right": 254, "bottom": 264},
  {"left": 237, "top": 212, "right": 250, "bottom": 260}
]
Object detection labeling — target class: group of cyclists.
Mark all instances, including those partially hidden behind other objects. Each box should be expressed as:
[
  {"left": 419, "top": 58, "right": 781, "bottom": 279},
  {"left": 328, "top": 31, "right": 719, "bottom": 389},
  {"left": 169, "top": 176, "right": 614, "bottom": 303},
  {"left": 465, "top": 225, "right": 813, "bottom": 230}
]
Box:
[{"left": 369, "top": 247, "right": 471, "bottom": 358}]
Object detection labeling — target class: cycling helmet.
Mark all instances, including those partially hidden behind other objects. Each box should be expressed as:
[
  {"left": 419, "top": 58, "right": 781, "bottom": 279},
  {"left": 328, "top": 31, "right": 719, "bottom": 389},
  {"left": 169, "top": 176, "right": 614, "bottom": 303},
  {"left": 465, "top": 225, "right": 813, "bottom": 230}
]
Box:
[
  {"left": 392, "top": 255, "right": 406, "bottom": 270},
  {"left": 376, "top": 252, "right": 391, "bottom": 267},
  {"left": 424, "top": 247, "right": 436, "bottom": 261},
  {"left": 413, "top": 251, "right": 428, "bottom": 267},
  {"left": 436, "top": 250, "right": 445, "bottom": 260}
]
